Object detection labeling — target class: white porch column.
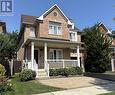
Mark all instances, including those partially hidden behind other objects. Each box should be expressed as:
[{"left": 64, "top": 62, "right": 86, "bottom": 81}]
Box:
[
  {"left": 111, "top": 58, "right": 115, "bottom": 72},
  {"left": 44, "top": 43, "right": 47, "bottom": 68},
  {"left": 77, "top": 45, "right": 80, "bottom": 67},
  {"left": 31, "top": 42, "right": 34, "bottom": 70}
]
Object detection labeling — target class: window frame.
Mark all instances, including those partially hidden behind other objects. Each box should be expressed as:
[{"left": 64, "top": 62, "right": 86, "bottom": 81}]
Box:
[
  {"left": 49, "top": 49, "right": 63, "bottom": 60},
  {"left": 69, "top": 31, "right": 77, "bottom": 41},
  {"left": 48, "top": 21, "right": 62, "bottom": 35}
]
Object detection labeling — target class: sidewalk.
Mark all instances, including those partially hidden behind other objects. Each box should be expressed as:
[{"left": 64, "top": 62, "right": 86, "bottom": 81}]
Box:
[{"left": 33, "top": 83, "right": 115, "bottom": 95}]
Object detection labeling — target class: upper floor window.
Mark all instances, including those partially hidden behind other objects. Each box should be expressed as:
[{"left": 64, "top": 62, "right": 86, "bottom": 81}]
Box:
[
  {"left": 69, "top": 31, "right": 77, "bottom": 41},
  {"left": 49, "top": 21, "right": 62, "bottom": 35},
  {"left": 30, "top": 27, "right": 35, "bottom": 37},
  {"left": 30, "top": 27, "right": 35, "bottom": 32}
]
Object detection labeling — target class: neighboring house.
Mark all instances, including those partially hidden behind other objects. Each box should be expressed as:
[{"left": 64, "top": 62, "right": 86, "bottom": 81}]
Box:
[
  {"left": 17, "top": 4, "right": 84, "bottom": 78},
  {"left": 0, "top": 21, "right": 6, "bottom": 33},
  {"left": 97, "top": 23, "right": 115, "bottom": 71}
]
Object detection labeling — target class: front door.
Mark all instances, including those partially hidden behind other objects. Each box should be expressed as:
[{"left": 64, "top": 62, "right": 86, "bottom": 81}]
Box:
[{"left": 34, "top": 50, "right": 38, "bottom": 64}]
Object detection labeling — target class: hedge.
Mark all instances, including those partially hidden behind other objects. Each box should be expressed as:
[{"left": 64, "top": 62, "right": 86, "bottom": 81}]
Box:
[{"left": 49, "top": 67, "right": 83, "bottom": 77}]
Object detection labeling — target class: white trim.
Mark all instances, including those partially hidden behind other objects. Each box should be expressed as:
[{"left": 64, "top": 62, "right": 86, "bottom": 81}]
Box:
[
  {"left": 37, "top": 4, "right": 72, "bottom": 25},
  {"left": 31, "top": 42, "right": 34, "bottom": 70},
  {"left": 77, "top": 45, "right": 80, "bottom": 67}
]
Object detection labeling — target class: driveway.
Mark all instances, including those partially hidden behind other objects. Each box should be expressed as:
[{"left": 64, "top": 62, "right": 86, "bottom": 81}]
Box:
[
  {"left": 33, "top": 83, "right": 115, "bottom": 95},
  {"left": 39, "top": 76, "right": 113, "bottom": 89},
  {"left": 34, "top": 77, "right": 115, "bottom": 95}
]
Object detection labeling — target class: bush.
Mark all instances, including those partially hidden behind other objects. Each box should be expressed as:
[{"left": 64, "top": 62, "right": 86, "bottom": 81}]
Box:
[
  {"left": 49, "top": 67, "right": 83, "bottom": 77},
  {"left": 75, "top": 67, "right": 83, "bottom": 75},
  {"left": 18, "top": 69, "right": 36, "bottom": 82},
  {"left": 0, "top": 64, "right": 6, "bottom": 76},
  {"left": 0, "top": 76, "right": 13, "bottom": 93},
  {"left": 59, "top": 68, "right": 69, "bottom": 77}
]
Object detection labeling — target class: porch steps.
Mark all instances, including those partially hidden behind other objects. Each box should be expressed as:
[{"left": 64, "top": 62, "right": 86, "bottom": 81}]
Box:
[{"left": 37, "top": 69, "right": 49, "bottom": 79}]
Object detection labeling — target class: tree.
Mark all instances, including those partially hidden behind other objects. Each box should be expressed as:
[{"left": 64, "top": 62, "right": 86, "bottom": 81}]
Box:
[
  {"left": 83, "top": 25, "right": 112, "bottom": 73},
  {"left": 0, "top": 31, "right": 18, "bottom": 75},
  {"left": 0, "top": 31, "right": 18, "bottom": 60}
]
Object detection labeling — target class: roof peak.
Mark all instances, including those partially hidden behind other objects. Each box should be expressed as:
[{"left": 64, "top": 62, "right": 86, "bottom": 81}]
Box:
[{"left": 37, "top": 4, "right": 72, "bottom": 25}]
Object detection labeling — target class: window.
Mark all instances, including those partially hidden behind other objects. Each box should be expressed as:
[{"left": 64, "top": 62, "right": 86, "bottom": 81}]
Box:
[
  {"left": 49, "top": 21, "right": 62, "bottom": 35},
  {"left": 30, "top": 27, "right": 35, "bottom": 37},
  {"left": 49, "top": 49, "right": 63, "bottom": 59},
  {"left": 30, "top": 27, "right": 35, "bottom": 32},
  {"left": 70, "top": 31, "right": 77, "bottom": 41}
]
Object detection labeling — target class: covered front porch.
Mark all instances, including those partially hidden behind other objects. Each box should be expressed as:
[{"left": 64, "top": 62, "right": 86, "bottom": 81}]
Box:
[{"left": 23, "top": 38, "right": 84, "bottom": 77}]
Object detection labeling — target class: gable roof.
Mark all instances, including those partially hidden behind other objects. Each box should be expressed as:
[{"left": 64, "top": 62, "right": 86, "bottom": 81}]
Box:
[
  {"left": 98, "top": 22, "right": 111, "bottom": 34},
  {"left": 37, "top": 4, "right": 72, "bottom": 25}
]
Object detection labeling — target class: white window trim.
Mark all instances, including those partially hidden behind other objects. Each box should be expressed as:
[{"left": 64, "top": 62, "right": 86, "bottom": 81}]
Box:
[
  {"left": 69, "top": 31, "right": 77, "bottom": 41},
  {"left": 48, "top": 22, "right": 62, "bottom": 35},
  {"left": 49, "top": 49, "right": 63, "bottom": 59}
]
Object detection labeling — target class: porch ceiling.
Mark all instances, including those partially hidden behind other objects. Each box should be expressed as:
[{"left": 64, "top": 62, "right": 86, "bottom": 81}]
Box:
[{"left": 23, "top": 38, "right": 84, "bottom": 49}]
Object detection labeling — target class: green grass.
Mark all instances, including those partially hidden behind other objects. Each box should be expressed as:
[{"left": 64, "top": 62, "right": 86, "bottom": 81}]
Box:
[
  {"left": 100, "top": 92, "right": 115, "bottom": 95},
  {"left": 2, "top": 78, "right": 63, "bottom": 95}
]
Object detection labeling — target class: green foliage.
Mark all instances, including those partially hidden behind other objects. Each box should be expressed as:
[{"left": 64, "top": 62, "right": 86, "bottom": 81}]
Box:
[
  {"left": 0, "top": 31, "right": 18, "bottom": 60},
  {"left": 49, "top": 67, "right": 83, "bottom": 77},
  {"left": 69, "top": 67, "right": 83, "bottom": 75},
  {"left": 0, "top": 64, "right": 6, "bottom": 76},
  {"left": 0, "top": 31, "right": 18, "bottom": 76},
  {"left": 0, "top": 76, "right": 13, "bottom": 93},
  {"left": 18, "top": 69, "right": 36, "bottom": 82},
  {"left": 83, "top": 25, "right": 112, "bottom": 73}
]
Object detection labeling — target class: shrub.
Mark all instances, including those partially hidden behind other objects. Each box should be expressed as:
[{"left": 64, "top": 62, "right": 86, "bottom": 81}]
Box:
[
  {"left": 0, "top": 64, "right": 6, "bottom": 76},
  {"left": 69, "top": 67, "right": 77, "bottom": 75},
  {"left": 19, "top": 69, "right": 36, "bottom": 82},
  {"left": 49, "top": 69, "right": 60, "bottom": 76},
  {"left": 59, "top": 68, "right": 69, "bottom": 77},
  {"left": 49, "top": 67, "right": 83, "bottom": 77},
  {"left": 0, "top": 76, "right": 13, "bottom": 93},
  {"left": 75, "top": 67, "right": 83, "bottom": 75}
]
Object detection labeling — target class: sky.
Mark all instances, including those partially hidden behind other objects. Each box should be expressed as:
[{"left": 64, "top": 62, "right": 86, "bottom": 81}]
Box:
[{"left": 0, "top": 0, "right": 115, "bottom": 32}]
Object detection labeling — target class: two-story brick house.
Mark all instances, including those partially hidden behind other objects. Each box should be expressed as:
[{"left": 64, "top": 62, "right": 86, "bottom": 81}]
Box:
[{"left": 17, "top": 4, "right": 84, "bottom": 78}]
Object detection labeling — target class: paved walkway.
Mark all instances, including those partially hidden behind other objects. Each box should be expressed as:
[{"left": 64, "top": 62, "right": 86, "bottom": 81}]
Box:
[{"left": 33, "top": 83, "right": 115, "bottom": 95}]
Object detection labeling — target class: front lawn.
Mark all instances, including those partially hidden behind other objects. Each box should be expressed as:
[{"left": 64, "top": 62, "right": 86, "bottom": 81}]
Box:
[{"left": 2, "top": 78, "right": 63, "bottom": 95}]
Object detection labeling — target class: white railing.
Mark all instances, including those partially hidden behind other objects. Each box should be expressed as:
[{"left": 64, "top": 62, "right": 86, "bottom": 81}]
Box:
[
  {"left": 45, "top": 62, "right": 49, "bottom": 77},
  {"left": 33, "top": 59, "right": 39, "bottom": 77},
  {"left": 47, "top": 59, "right": 78, "bottom": 69},
  {"left": 23, "top": 59, "right": 39, "bottom": 77}
]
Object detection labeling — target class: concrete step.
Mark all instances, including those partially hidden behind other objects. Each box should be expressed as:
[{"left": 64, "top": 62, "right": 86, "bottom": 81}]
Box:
[
  {"left": 38, "top": 72, "right": 47, "bottom": 76},
  {"left": 37, "top": 69, "right": 49, "bottom": 79},
  {"left": 38, "top": 69, "right": 45, "bottom": 72}
]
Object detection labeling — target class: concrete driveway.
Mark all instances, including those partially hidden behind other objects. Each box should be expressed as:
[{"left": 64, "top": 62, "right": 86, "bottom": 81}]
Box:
[
  {"left": 34, "top": 77, "right": 115, "bottom": 95},
  {"left": 33, "top": 83, "right": 115, "bottom": 95},
  {"left": 39, "top": 76, "right": 113, "bottom": 89}
]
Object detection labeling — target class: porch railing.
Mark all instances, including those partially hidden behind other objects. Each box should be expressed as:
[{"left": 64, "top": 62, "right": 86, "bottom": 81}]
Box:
[
  {"left": 47, "top": 59, "right": 78, "bottom": 69},
  {"left": 44, "top": 62, "right": 49, "bottom": 77}
]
